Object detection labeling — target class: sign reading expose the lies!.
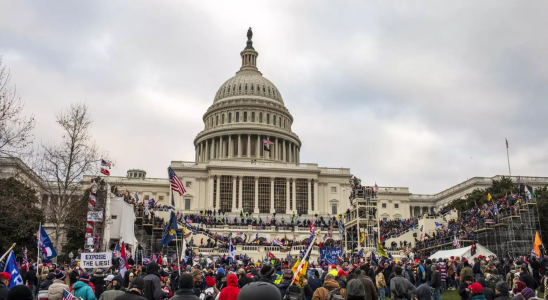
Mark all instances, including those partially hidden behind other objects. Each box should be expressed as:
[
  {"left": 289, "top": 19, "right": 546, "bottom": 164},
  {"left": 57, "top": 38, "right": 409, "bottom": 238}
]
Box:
[{"left": 81, "top": 252, "right": 112, "bottom": 268}]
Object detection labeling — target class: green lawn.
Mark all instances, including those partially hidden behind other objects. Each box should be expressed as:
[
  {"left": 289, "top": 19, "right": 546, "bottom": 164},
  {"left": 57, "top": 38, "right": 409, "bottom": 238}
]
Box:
[{"left": 384, "top": 290, "right": 544, "bottom": 300}]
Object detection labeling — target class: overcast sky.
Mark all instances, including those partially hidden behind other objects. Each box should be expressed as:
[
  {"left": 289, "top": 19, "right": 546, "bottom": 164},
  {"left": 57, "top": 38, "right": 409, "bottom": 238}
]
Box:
[{"left": 1, "top": 1, "right": 547, "bottom": 194}]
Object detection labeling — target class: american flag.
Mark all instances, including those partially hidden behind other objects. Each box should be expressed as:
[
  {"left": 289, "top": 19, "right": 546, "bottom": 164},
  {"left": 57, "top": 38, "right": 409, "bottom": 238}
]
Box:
[
  {"left": 63, "top": 289, "right": 75, "bottom": 300},
  {"left": 100, "top": 168, "right": 110, "bottom": 176},
  {"left": 22, "top": 247, "right": 29, "bottom": 271},
  {"left": 272, "top": 239, "right": 283, "bottom": 247},
  {"left": 101, "top": 159, "right": 112, "bottom": 168},
  {"left": 236, "top": 232, "right": 242, "bottom": 236},
  {"left": 374, "top": 182, "right": 379, "bottom": 192},
  {"left": 262, "top": 137, "right": 274, "bottom": 145},
  {"left": 168, "top": 167, "right": 186, "bottom": 196}
]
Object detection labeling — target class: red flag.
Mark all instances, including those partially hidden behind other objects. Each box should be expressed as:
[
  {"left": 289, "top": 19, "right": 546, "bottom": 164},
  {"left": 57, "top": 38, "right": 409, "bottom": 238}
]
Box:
[
  {"left": 100, "top": 168, "right": 110, "bottom": 176},
  {"left": 120, "top": 242, "right": 128, "bottom": 277}
]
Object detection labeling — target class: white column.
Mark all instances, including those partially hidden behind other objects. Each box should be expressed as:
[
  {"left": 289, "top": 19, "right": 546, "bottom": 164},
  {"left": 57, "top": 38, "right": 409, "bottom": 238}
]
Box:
[
  {"left": 238, "top": 177, "right": 243, "bottom": 210},
  {"left": 205, "top": 140, "right": 209, "bottom": 161},
  {"left": 314, "top": 179, "right": 318, "bottom": 213},
  {"left": 210, "top": 139, "right": 215, "bottom": 159},
  {"left": 247, "top": 134, "right": 251, "bottom": 158},
  {"left": 286, "top": 178, "right": 291, "bottom": 214},
  {"left": 200, "top": 143, "right": 203, "bottom": 162},
  {"left": 292, "top": 178, "right": 297, "bottom": 214},
  {"left": 216, "top": 175, "right": 221, "bottom": 211},
  {"left": 307, "top": 179, "right": 312, "bottom": 215},
  {"left": 232, "top": 176, "right": 237, "bottom": 210},
  {"left": 254, "top": 176, "right": 259, "bottom": 213},
  {"left": 238, "top": 134, "right": 241, "bottom": 158},
  {"left": 270, "top": 177, "right": 275, "bottom": 213},
  {"left": 256, "top": 134, "right": 260, "bottom": 158},
  {"left": 289, "top": 142, "right": 293, "bottom": 163},
  {"left": 228, "top": 135, "right": 232, "bottom": 158},
  {"left": 208, "top": 176, "right": 214, "bottom": 207}
]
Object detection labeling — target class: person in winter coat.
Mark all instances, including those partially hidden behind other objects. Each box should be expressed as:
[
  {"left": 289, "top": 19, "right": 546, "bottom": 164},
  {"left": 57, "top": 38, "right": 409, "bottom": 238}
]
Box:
[
  {"left": 479, "top": 278, "right": 495, "bottom": 300},
  {"left": 346, "top": 279, "right": 367, "bottom": 300},
  {"left": 100, "top": 276, "right": 125, "bottom": 300},
  {"left": 468, "top": 282, "right": 487, "bottom": 300},
  {"left": 519, "top": 267, "right": 538, "bottom": 290},
  {"left": 311, "top": 274, "right": 346, "bottom": 300},
  {"left": 415, "top": 282, "right": 432, "bottom": 300},
  {"left": 73, "top": 272, "right": 96, "bottom": 300},
  {"left": 431, "top": 265, "right": 441, "bottom": 300},
  {"left": 376, "top": 267, "right": 387, "bottom": 300},
  {"left": 459, "top": 276, "right": 475, "bottom": 300},
  {"left": 191, "top": 269, "right": 204, "bottom": 297},
  {"left": 70, "top": 268, "right": 79, "bottom": 286},
  {"left": 26, "top": 265, "right": 38, "bottom": 297},
  {"left": 515, "top": 288, "right": 536, "bottom": 300},
  {"left": 390, "top": 266, "right": 415, "bottom": 300},
  {"left": 0, "top": 272, "right": 11, "bottom": 300},
  {"left": 277, "top": 269, "right": 294, "bottom": 298},
  {"left": 307, "top": 269, "right": 321, "bottom": 295},
  {"left": 170, "top": 274, "right": 199, "bottom": 300},
  {"left": 461, "top": 261, "right": 475, "bottom": 283},
  {"left": 355, "top": 269, "right": 378, "bottom": 300},
  {"left": 218, "top": 274, "right": 240, "bottom": 300},
  {"left": 112, "top": 277, "right": 147, "bottom": 300},
  {"left": 40, "top": 272, "right": 56, "bottom": 291},
  {"left": 6, "top": 285, "right": 34, "bottom": 300},
  {"left": 48, "top": 270, "right": 70, "bottom": 300},
  {"left": 494, "top": 281, "right": 512, "bottom": 300},
  {"left": 91, "top": 270, "right": 106, "bottom": 299},
  {"left": 143, "top": 262, "right": 162, "bottom": 300},
  {"left": 336, "top": 270, "right": 348, "bottom": 289},
  {"left": 237, "top": 269, "right": 253, "bottom": 289}
]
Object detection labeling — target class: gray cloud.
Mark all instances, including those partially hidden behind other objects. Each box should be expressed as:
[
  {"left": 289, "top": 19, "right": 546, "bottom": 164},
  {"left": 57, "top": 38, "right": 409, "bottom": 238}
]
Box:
[{"left": 1, "top": 0, "right": 547, "bottom": 193}]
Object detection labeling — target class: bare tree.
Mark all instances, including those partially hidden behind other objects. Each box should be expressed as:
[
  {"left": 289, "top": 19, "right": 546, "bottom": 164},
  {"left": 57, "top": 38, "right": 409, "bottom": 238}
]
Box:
[
  {"left": 37, "top": 102, "right": 108, "bottom": 251},
  {"left": 0, "top": 57, "right": 35, "bottom": 157}
]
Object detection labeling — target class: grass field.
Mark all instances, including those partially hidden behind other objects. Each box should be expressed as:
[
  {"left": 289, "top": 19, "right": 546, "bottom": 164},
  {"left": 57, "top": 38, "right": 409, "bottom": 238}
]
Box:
[{"left": 384, "top": 289, "right": 545, "bottom": 300}]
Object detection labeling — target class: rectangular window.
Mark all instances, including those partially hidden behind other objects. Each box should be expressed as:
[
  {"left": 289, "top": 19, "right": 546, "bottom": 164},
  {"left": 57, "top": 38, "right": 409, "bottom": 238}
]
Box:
[
  {"left": 274, "top": 178, "right": 286, "bottom": 213},
  {"left": 236, "top": 112, "right": 240, "bottom": 122},
  {"left": 185, "top": 199, "right": 191, "bottom": 210},
  {"left": 311, "top": 180, "right": 314, "bottom": 211},
  {"left": 273, "top": 115, "right": 276, "bottom": 125},
  {"left": 159, "top": 196, "right": 164, "bottom": 201},
  {"left": 244, "top": 112, "right": 248, "bottom": 122},
  {"left": 252, "top": 112, "right": 255, "bottom": 122},
  {"left": 395, "top": 204, "right": 399, "bottom": 209},
  {"left": 144, "top": 195, "right": 150, "bottom": 201},
  {"left": 331, "top": 204, "right": 337, "bottom": 215},
  {"left": 289, "top": 180, "right": 293, "bottom": 210},
  {"left": 242, "top": 176, "right": 255, "bottom": 213},
  {"left": 186, "top": 181, "right": 192, "bottom": 188},
  {"left": 236, "top": 177, "right": 240, "bottom": 209},
  {"left": 259, "top": 113, "right": 263, "bottom": 123},
  {"left": 213, "top": 178, "right": 217, "bottom": 208},
  {"left": 267, "top": 114, "right": 270, "bottom": 124},
  {"left": 228, "top": 113, "right": 232, "bottom": 123},
  {"left": 220, "top": 175, "right": 233, "bottom": 212},
  {"left": 296, "top": 179, "right": 308, "bottom": 215},
  {"left": 331, "top": 187, "right": 337, "bottom": 193},
  {"left": 222, "top": 114, "right": 225, "bottom": 124},
  {"left": 111, "top": 215, "right": 117, "bottom": 219},
  {"left": 258, "top": 177, "right": 270, "bottom": 213},
  {"left": 383, "top": 217, "right": 388, "bottom": 222},
  {"left": 382, "top": 203, "right": 386, "bottom": 208}
]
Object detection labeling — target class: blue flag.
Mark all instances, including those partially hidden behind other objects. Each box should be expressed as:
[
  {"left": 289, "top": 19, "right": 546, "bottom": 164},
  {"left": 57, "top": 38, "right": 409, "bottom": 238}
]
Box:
[
  {"left": 420, "top": 225, "right": 424, "bottom": 232},
  {"left": 435, "top": 222, "right": 443, "bottom": 227},
  {"left": 371, "top": 252, "right": 378, "bottom": 265},
  {"left": 4, "top": 251, "right": 23, "bottom": 288},
  {"left": 37, "top": 224, "right": 57, "bottom": 260},
  {"left": 355, "top": 248, "right": 364, "bottom": 258},
  {"left": 388, "top": 252, "right": 394, "bottom": 261},
  {"left": 160, "top": 211, "right": 178, "bottom": 247}
]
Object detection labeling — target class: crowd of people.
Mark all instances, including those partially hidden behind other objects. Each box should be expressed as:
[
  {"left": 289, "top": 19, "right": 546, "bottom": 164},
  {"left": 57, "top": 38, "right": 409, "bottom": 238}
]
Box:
[{"left": 2, "top": 248, "right": 548, "bottom": 300}]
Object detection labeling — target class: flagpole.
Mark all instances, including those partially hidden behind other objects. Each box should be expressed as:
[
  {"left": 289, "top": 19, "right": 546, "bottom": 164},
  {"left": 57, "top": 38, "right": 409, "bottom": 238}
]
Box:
[
  {"left": 37, "top": 223, "right": 41, "bottom": 265},
  {"left": 506, "top": 138, "right": 512, "bottom": 177},
  {"left": 0, "top": 243, "right": 17, "bottom": 263}
]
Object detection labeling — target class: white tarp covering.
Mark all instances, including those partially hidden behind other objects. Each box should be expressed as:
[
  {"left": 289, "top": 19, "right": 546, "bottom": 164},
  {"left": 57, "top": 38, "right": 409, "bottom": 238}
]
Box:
[
  {"left": 429, "top": 244, "right": 496, "bottom": 261},
  {"left": 109, "top": 197, "right": 138, "bottom": 248}
]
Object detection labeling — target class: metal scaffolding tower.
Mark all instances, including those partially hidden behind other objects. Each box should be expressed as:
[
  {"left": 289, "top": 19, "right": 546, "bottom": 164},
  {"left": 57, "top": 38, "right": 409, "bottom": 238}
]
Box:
[{"left": 344, "top": 187, "right": 378, "bottom": 255}]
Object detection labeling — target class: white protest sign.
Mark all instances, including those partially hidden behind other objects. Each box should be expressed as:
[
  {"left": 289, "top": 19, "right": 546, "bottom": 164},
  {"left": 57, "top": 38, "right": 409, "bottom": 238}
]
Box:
[
  {"left": 81, "top": 252, "right": 112, "bottom": 268},
  {"left": 87, "top": 211, "right": 104, "bottom": 222}
]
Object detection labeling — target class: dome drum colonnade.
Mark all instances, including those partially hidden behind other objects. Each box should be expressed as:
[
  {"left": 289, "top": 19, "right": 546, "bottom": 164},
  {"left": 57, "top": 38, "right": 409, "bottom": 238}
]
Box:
[{"left": 194, "top": 32, "right": 301, "bottom": 164}]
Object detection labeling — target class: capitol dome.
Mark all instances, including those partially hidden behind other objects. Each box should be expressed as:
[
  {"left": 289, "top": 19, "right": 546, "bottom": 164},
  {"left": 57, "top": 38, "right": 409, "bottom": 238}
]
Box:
[{"left": 194, "top": 29, "right": 301, "bottom": 164}]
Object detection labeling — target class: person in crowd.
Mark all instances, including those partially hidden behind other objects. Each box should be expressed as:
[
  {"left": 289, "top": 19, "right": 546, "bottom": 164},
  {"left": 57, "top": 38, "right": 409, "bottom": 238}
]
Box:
[
  {"left": 112, "top": 277, "right": 146, "bottom": 300},
  {"left": 307, "top": 269, "right": 321, "bottom": 295},
  {"left": 516, "top": 288, "right": 536, "bottom": 300},
  {"left": 70, "top": 267, "right": 80, "bottom": 286},
  {"left": 192, "top": 269, "right": 204, "bottom": 297},
  {"left": 38, "top": 272, "right": 56, "bottom": 299},
  {"left": 237, "top": 281, "right": 283, "bottom": 300},
  {"left": 216, "top": 268, "right": 227, "bottom": 291},
  {"left": 100, "top": 276, "right": 125, "bottom": 300},
  {"left": 415, "top": 282, "right": 431, "bottom": 300},
  {"left": 0, "top": 272, "right": 11, "bottom": 300},
  {"left": 237, "top": 269, "right": 252, "bottom": 289},
  {"left": 519, "top": 267, "right": 538, "bottom": 290},
  {"left": 6, "top": 285, "right": 34, "bottom": 300},
  {"left": 170, "top": 274, "right": 199, "bottom": 300},
  {"left": 513, "top": 281, "right": 526, "bottom": 300},
  {"left": 143, "top": 262, "right": 162, "bottom": 300},
  {"left": 346, "top": 278, "right": 366, "bottom": 300},
  {"left": 257, "top": 266, "right": 276, "bottom": 284},
  {"left": 91, "top": 269, "right": 106, "bottom": 299},
  {"left": 431, "top": 265, "right": 441, "bottom": 300},
  {"left": 160, "top": 277, "right": 172, "bottom": 299},
  {"left": 41, "top": 267, "right": 51, "bottom": 282},
  {"left": 26, "top": 265, "right": 38, "bottom": 297},
  {"left": 479, "top": 277, "right": 495, "bottom": 300},
  {"left": 311, "top": 274, "right": 346, "bottom": 300},
  {"left": 390, "top": 266, "right": 415, "bottom": 300},
  {"left": 354, "top": 269, "right": 377, "bottom": 300},
  {"left": 277, "top": 269, "right": 294, "bottom": 298},
  {"left": 376, "top": 265, "right": 386, "bottom": 300},
  {"left": 73, "top": 272, "right": 96, "bottom": 300},
  {"left": 204, "top": 276, "right": 218, "bottom": 298},
  {"left": 494, "top": 281, "right": 512, "bottom": 300},
  {"left": 468, "top": 282, "right": 487, "bottom": 300},
  {"left": 48, "top": 269, "right": 70, "bottom": 300},
  {"left": 104, "top": 275, "right": 114, "bottom": 291},
  {"left": 459, "top": 276, "right": 475, "bottom": 300},
  {"left": 123, "top": 267, "right": 134, "bottom": 289},
  {"left": 218, "top": 274, "right": 240, "bottom": 300},
  {"left": 336, "top": 269, "right": 348, "bottom": 289}
]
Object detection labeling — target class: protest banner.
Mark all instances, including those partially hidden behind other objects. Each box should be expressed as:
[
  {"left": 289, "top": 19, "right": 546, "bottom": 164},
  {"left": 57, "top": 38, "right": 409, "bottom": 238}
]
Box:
[{"left": 81, "top": 252, "right": 112, "bottom": 268}]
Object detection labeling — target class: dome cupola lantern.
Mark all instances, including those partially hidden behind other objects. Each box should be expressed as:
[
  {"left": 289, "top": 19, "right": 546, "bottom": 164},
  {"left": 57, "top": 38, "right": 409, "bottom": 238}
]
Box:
[{"left": 240, "top": 27, "right": 259, "bottom": 72}]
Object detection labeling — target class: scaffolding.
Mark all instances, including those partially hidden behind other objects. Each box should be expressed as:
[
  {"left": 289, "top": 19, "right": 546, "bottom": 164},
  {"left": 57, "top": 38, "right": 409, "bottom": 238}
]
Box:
[{"left": 344, "top": 187, "right": 378, "bottom": 255}]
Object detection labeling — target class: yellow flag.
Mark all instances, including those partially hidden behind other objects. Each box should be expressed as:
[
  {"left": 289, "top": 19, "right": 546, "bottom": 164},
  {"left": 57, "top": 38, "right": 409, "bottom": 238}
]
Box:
[
  {"left": 183, "top": 226, "right": 187, "bottom": 234},
  {"left": 377, "top": 240, "right": 389, "bottom": 259},
  {"left": 487, "top": 193, "right": 492, "bottom": 201},
  {"left": 360, "top": 233, "right": 365, "bottom": 244},
  {"left": 291, "top": 257, "right": 301, "bottom": 274},
  {"left": 534, "top": 231, "right": 542, "bottom": 257},
  {"left": 295, "top": 258, "right": 309, "bottom": 287}
]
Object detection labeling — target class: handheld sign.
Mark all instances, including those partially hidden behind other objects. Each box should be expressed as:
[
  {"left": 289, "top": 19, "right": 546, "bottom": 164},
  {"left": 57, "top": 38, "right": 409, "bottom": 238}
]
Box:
[{"left": 81, "top": 252, "right": 112, "bottom": 268}]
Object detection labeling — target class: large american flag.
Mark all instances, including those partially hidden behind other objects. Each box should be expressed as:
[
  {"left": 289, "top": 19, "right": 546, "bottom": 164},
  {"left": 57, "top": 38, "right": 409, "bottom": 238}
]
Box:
[
  {"left": 63, "top": 289, "right": 75, "bottom": 300},
  {"left": 262, "top": 137, "right": 274, "bottom": 145},
  {"left": 168, "top": 167, "right": 186, "bottom": 196}
]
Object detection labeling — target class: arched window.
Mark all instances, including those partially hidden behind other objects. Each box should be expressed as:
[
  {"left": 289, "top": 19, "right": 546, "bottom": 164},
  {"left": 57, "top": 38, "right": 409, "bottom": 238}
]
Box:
[
  {"left": 268, "top": 88, "right": 271, "bottom": 94},
  {"left": 228, "top": 113, "right": 232, "bottom": 123},
  {"left": 245, "top": 84, "right": 248, "bottom": 91},
  {"left": 244, "top": 112, "right": 247, "bottom": 122},
  {"left": 216, "top": 115, "right": 219, "bottom": 126},
  {"left": 233, "top": 85, "right": 236, "bottom": 92},
  {"left": 236, "top": 112, "right": 240, "bottom": 122},
  {"left": 222, "top": 114, "right": 225, "bottom": 124},
  {"left": 252, "top": 112, "right": 255, "bottom": 122},
  {"left": 267, "top": 114, "right": 270, "bottom": 124},
  {"left": 251, "top": 85, "right": 254, "bottom": 91},
  {"left": 259, "top": 113, "right": 263, "bottom": 123},
  {"left": 273, "top": 115, "right": 276, "bottom": 126},
  {"left": 263, "top": 86, "right": 265, "bottom": 92}
]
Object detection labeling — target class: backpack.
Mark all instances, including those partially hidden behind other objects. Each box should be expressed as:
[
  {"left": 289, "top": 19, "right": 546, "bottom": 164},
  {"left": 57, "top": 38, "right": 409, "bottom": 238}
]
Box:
[
  {"left": 284, "top": 285, "right": 304, "bottom": 300},
  {"left": 326, "top": 287, "right": 345, "bottom": 300},
  {"left": 203, "top": 292, "right": 218, "bottom": 300},
  {"left": 488, "top": 275, "right": 503, "bottom": 290}
]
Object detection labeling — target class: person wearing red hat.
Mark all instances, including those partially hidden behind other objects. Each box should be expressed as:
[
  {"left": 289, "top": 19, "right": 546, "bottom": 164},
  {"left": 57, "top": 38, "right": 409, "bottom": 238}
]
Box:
[
  {"left": 218, "top": 274, "right": 240, "bottom": 300},
  {"left": 336, "top": 269, "right": 348, "bottom": 289},
  {"left": 467, "top": 282, "right": 486, "bottom": 300},
  {"left": 203, "top": 276, "right": 218, "bottom": 299},
  {"left": 0, "top": 272, "right": 11, "bottom": 300}
]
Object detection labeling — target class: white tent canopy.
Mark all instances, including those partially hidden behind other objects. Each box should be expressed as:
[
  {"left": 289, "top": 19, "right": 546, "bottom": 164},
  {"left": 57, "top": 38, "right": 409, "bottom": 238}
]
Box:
[{"left": 429, "top": 244, "right": 496, "bottom": 261}]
